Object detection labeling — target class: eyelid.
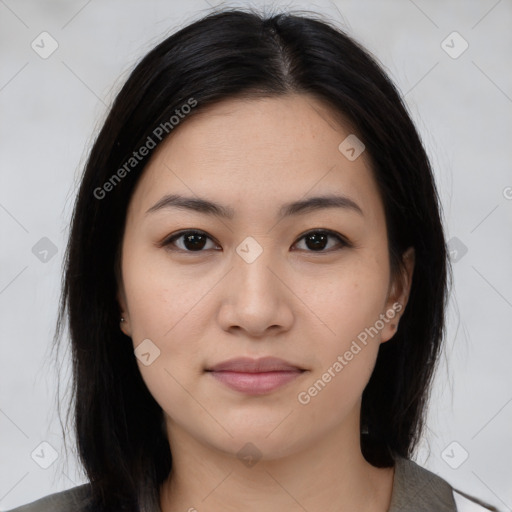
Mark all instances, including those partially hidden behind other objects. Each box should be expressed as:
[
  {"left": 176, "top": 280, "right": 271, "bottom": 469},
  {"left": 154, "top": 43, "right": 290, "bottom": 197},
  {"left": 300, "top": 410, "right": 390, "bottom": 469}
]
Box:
[
  {"left": 160, "top": 228, "right": 351, "bottom": 252},
  {"left": 295, "top": 228, "right": 351, "bottom": 248},
  {"left": 159, "top": 229, "right": 220, "bottom": 250}
]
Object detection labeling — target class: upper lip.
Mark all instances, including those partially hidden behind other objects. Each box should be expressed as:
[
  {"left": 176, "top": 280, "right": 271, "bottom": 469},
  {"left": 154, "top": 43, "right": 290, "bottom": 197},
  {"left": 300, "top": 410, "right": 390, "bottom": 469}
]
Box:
[{"left": 206, "top": 357, "right": 304, "bottom": 373}]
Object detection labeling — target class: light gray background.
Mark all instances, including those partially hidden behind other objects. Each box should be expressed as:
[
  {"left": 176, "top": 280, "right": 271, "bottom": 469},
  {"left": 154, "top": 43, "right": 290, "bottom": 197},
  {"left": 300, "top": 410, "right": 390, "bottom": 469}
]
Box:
[{"left": 1, "top": 0, "right": 511, "bottom": 510}]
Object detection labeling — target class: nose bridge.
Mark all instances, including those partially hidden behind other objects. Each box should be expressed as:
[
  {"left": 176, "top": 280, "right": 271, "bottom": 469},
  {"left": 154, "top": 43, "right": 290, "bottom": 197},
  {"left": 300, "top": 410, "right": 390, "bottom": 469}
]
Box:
[
  {"left": 233, "top": 235, "right": 280, "bottom": 299},
  {"left": 218, "top": 235, "right": 292, "bottom": 335}
]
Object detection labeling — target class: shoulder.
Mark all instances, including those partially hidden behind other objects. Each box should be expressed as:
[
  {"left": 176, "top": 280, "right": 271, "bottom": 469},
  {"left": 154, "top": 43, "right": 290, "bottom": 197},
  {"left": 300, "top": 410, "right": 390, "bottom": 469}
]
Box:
[
  {"left": 388, "top": 457, "right": 496, "bottom": 512},
  {"left": 3, "top": 483, "right": 92, "bottom": 512}
]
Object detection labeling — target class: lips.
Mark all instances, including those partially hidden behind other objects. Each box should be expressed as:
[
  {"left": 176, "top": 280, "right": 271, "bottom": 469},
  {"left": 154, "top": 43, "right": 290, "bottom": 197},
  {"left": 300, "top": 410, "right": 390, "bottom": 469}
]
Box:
[
  {"left": 206, "top": 357, "right": 306, "bottom": 395},
  {"left": 206, "top": 356, "right": 304, "bottom": 373}
]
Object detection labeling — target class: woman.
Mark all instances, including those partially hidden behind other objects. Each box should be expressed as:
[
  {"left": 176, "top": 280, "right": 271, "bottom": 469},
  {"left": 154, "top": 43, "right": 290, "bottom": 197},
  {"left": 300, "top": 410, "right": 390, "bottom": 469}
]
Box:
[{"left": 8, "top": 8, "right": 496, "bottom": 512}]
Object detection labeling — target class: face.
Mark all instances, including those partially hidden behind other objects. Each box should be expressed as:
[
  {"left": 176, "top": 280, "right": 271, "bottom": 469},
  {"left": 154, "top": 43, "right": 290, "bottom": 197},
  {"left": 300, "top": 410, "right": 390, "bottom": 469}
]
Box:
[{"left": 117, "top": 94, "right": 414, "bottom": 460}]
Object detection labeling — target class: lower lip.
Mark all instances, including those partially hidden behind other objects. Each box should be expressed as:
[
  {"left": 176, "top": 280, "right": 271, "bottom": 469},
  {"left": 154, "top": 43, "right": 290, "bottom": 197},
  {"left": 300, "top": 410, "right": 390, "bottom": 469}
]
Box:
[{"left": 207, "top": 370, "right": 304, "bottom": 395}]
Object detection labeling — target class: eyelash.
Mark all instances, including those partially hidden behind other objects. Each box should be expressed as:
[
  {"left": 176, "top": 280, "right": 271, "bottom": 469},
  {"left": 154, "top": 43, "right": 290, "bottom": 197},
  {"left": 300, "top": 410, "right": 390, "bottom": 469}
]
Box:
[{"left": 160, "top": 229, "right": 351, "bottom": 254}]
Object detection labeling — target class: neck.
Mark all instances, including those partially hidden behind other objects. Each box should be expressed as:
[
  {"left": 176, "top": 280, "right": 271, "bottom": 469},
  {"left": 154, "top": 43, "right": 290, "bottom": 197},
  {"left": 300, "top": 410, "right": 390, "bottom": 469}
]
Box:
[{"left": 159, "top": 415, "right": 394, "bottom": 512}]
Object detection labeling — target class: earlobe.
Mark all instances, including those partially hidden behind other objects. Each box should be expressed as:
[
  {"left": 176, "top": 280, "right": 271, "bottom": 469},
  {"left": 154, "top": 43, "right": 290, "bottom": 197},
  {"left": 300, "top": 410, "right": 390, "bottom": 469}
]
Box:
[
  {"left": 119, "top": 313, "right": 132, "bottom": 336},
  {"left": 117, "top": 289, "right": 131, "bottom": 337},
  {"left": 120, "top": 316, "right": 131, "bottom": 336}
]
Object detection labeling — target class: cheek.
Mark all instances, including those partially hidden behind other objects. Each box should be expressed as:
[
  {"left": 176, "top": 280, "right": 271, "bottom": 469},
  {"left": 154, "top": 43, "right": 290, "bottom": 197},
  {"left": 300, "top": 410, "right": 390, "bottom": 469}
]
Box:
[
  {"left": 120, "top": 249, "right": 210, "bottom": 404},
  {"left": 123, "top": 247, "right": 211, "bottom": 340},
  {"left": 305, "top": 254, "right": 389, "bottom": 348},
  {"left": 296, "top": 252, "right": 389, "bottom": 404},
  {"left": 121, "top": 252, "right": 212, "bottom": 423}
]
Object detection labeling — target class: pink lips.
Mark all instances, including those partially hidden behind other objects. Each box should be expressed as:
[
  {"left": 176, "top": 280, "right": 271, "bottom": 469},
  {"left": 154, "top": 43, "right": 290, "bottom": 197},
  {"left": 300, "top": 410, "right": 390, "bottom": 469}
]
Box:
[{"left": 206, "top": 357, "right": 305, "bottom": 395}]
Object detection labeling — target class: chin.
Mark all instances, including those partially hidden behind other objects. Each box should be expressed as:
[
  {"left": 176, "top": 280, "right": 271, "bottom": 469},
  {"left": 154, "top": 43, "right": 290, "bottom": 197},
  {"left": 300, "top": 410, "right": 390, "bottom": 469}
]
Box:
[{"left": 200, "top": 422, "right": 312, "bottom": 463}]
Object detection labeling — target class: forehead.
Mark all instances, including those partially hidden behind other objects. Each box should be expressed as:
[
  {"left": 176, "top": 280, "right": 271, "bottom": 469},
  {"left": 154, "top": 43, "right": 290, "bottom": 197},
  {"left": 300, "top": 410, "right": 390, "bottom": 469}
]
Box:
[{"left": 127, "top": 94, "right": 384, "bottom": 224}]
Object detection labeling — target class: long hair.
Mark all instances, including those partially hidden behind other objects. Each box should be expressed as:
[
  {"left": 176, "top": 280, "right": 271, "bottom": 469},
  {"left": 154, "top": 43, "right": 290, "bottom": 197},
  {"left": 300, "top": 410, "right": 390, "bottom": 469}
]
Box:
[{"left": 55, "top": 8, "right": 449, "bottom": 511}]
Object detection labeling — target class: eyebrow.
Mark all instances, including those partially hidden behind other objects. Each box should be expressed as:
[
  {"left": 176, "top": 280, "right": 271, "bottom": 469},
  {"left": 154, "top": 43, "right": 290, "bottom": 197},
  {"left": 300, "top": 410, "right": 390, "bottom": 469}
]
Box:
[{"left": 145, "top": 193, "right": 364, "bottom": 219}]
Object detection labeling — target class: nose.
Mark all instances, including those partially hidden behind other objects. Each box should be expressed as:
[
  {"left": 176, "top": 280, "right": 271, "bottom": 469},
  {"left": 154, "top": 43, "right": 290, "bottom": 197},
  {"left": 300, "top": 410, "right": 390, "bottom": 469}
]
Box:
[{"left": 217, "top": 245, "right": 294, "bottom": 338}]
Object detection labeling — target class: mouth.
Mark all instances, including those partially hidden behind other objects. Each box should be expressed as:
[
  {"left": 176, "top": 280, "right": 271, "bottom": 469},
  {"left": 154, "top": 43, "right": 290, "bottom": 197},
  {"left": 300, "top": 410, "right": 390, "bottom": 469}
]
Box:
[{"left": 205, "top": 356, "right": 307, "bottom": 395}]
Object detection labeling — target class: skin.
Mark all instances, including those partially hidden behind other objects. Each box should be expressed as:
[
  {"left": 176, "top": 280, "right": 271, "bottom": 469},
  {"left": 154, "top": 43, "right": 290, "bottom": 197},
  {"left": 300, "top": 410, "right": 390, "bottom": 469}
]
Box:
[{"left": 117, "top": 94, "right": 415, "bottom": 512}]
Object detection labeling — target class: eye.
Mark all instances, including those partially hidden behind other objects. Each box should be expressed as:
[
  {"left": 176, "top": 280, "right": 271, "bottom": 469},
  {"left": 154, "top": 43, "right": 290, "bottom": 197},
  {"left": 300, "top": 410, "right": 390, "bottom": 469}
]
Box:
[
  {"left": 292, "top": 229, "right": 350, "bottom": 252},
  {"left": 161, "top": 230, "right": 220, "bottom": 252},
  {"left": 161, "top": 229, "right": 350, "bottom": 253}
]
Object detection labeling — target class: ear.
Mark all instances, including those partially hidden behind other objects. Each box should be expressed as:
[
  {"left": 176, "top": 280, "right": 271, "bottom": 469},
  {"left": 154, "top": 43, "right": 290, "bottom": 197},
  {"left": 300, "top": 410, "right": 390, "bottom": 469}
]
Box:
[
  {"left": 380, "top": 247, "right": 415, "bottom": 343},
  {"left": 117, "top": 286, "right": 132, "bottom": 337}
]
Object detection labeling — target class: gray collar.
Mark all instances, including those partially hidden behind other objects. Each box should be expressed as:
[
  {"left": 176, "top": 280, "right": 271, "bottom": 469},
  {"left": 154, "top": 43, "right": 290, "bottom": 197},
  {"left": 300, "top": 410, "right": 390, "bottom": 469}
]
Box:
[{"left": 388, "top": 457, "right": 457, "bottom": 512}]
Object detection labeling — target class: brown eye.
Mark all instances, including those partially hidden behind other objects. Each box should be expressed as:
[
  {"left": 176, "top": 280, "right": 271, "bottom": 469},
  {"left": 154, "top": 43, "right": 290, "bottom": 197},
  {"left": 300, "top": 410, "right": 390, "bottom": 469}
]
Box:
[
  {"left": 163, "top": 230, "right": 219, "bottom": 252},
  {"left": 293, "top": 230, "right": 349, "bottom": 252}
]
